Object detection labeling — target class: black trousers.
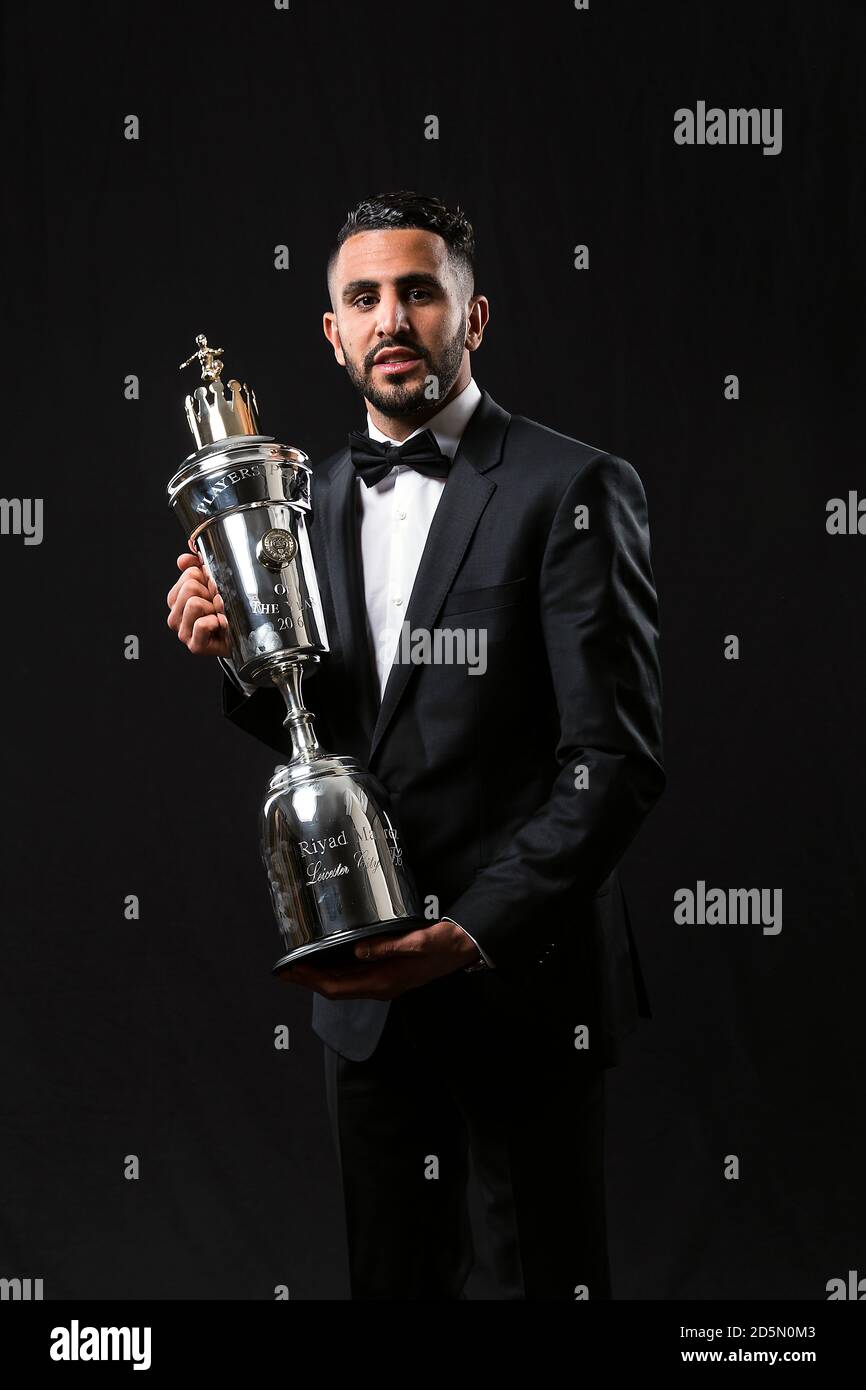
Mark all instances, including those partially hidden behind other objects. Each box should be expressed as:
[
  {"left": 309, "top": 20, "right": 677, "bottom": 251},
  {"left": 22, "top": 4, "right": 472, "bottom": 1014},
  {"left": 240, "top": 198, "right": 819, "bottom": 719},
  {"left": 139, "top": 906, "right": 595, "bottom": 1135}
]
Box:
[{"left": 322, "top": 969, "right": 611, "bottom": 1300}]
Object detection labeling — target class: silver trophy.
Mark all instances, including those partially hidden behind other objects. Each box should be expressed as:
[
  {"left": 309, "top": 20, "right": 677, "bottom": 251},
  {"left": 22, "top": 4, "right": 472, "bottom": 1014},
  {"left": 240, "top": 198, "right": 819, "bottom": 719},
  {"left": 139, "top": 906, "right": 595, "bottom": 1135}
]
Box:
[{"left": 168, "top": 336, "right": 423, "bottom": 971}]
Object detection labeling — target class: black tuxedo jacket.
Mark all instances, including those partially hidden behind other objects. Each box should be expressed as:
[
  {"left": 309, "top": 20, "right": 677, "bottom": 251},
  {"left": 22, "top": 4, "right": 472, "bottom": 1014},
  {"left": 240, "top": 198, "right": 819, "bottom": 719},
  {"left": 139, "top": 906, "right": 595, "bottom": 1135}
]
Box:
[{"left": 221, "top": 389, "right": 665, "bottom": 1068}]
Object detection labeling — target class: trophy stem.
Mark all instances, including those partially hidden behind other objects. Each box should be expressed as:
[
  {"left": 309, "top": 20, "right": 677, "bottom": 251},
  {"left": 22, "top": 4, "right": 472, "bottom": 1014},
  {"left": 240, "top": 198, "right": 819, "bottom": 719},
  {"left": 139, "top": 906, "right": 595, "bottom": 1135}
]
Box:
[{"left": 270, "top": 659, "right": 322, "bottom": 763}]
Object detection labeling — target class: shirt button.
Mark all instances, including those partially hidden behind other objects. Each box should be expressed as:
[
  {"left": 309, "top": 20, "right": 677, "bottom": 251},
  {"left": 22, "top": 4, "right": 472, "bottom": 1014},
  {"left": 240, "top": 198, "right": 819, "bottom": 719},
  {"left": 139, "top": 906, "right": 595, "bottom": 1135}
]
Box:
[
  {"left": 393, "top": 597, "right": 403, "bottom": 607},
  {"left": 398, "top": 510, "right": 407, "bottom": 520}
]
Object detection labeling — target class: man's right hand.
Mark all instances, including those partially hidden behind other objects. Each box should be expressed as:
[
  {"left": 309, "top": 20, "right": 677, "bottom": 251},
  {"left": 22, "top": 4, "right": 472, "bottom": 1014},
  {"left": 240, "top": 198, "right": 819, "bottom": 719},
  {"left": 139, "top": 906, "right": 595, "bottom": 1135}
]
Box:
[{"left": 166, "top": 552, "right": 231, "bottom": 658}]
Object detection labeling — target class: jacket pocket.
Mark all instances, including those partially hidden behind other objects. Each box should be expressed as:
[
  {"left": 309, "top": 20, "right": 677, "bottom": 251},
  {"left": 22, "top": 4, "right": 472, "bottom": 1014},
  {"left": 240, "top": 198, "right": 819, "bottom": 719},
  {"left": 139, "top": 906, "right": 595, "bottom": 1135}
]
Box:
[{"left": 439, "top": 576, "right": 527, "bottom": 618}]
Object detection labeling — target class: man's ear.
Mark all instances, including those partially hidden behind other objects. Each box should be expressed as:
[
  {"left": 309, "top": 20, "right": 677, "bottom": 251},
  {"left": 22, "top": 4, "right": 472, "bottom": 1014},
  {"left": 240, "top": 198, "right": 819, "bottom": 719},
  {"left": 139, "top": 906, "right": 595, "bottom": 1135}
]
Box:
[
  {"left": 322, "top": 310, "right": 346, "bottom": 366},
  {"left": 466, "top": 294, "right": 489, "bottom": 350}
]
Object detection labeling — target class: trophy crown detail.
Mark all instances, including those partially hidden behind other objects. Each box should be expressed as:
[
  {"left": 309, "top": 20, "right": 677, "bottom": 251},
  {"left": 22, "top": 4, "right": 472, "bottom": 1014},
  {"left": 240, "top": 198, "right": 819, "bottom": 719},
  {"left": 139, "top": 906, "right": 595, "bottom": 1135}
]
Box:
[{"left": 179, "top": 334, "right": 260, "bottom": 449}]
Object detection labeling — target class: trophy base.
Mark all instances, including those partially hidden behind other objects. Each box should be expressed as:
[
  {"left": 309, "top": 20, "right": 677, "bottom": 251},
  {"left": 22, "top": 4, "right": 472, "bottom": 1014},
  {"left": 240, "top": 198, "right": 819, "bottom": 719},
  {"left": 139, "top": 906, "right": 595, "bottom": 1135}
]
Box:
[{"left": 272, "top": 917, "right": 427, "bottom": 973}]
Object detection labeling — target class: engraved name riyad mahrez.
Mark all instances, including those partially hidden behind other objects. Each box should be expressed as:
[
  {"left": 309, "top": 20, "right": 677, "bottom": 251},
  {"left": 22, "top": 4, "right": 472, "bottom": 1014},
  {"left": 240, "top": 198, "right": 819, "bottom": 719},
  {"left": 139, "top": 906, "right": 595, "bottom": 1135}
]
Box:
[{"left": 168, "top": 335, "right": 424, "bottom": 971}]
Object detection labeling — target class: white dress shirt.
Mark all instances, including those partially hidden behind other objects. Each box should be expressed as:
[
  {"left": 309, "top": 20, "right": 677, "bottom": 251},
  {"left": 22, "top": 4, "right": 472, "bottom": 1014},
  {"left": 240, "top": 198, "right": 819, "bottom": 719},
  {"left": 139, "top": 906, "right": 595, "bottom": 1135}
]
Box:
[
  {"left": 221, "top": 376, "right": 494, "bottom": 967},
  {"left": 360, "top": 377, "right": 482, "bottom": 698}
]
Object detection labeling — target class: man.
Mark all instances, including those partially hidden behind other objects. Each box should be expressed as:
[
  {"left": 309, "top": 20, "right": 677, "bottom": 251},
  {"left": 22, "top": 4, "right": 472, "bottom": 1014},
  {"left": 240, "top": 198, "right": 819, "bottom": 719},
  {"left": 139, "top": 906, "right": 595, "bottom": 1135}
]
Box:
[{"left": 166, "top": 191, "right": 665, "bottom": 1300}]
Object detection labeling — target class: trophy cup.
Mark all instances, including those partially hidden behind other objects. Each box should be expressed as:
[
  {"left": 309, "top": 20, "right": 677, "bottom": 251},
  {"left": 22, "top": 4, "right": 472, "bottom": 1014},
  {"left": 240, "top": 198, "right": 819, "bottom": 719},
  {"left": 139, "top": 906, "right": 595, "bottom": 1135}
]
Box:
[{"left": 168, "top": 335, "right": 424, "bottom": 971}]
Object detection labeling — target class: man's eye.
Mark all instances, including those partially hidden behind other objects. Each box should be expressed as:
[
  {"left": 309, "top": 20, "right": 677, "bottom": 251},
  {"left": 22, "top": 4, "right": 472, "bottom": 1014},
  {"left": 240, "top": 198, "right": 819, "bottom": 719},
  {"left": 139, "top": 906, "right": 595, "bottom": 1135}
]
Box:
[
  {"left": 407, "top": 289, "right": 430, "bottom": 301},
  {"left": 354, "top": 295, "right": 376, "bottom": 309}
]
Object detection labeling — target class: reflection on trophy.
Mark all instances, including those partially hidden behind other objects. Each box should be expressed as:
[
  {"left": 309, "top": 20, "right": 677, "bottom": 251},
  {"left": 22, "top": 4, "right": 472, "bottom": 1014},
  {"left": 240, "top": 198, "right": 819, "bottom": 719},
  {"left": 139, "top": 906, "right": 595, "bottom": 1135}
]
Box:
[{"left": 167, "top": 336, "right": 423, "bottom": 971}]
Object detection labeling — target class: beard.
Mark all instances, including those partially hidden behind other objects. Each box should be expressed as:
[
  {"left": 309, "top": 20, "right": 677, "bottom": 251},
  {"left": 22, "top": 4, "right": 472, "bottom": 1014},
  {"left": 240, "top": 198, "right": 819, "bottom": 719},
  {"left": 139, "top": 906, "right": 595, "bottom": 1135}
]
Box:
[{"left": 343, "top": 310, "right": 467, "bottom": 418}]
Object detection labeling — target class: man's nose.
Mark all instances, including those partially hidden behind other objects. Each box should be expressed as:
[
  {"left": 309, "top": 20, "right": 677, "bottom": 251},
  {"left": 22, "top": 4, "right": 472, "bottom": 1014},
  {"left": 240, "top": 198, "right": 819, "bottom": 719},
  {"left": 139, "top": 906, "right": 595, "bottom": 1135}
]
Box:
[{"left": 375, "top": 293, "right": 410, "bottom": 339}]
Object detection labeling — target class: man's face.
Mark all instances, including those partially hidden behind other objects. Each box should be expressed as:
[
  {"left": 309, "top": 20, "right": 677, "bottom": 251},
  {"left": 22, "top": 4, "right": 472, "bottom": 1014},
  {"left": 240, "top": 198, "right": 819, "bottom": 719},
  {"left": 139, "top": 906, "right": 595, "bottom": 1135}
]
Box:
[{"left": 323, "top": 228, "right": 471, "bottom": 418}]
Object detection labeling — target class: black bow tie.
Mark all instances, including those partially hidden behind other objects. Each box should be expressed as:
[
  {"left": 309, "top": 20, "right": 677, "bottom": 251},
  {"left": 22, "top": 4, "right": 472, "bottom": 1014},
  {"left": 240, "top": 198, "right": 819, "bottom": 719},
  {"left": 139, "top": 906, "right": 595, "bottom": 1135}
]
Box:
[{"left": 348, "top": 428, "right": 451, "bottom": 487}]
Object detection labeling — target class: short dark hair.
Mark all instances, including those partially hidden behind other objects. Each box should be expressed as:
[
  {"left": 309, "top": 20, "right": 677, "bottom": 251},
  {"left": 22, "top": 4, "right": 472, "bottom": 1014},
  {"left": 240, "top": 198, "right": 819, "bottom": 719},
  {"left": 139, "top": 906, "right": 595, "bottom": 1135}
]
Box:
[{"left": 327, "top": 190, "right": 476, "bottom": 303}]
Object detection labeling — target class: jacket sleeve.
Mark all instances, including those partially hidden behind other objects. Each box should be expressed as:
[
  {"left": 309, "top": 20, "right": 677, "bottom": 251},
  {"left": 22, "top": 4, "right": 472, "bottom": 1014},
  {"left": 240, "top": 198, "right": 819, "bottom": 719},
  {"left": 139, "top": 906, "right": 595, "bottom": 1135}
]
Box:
[
  {"left": 219, "top": 659, "right": 336, "bottom": 758},
  {"left": 219, "top": 655, "right": 259, "bottom": 697},
  {"left": 442, "top": 451, "right": 666, "bottom": 982},
  {"left": 220, "top": 669, "right": 291, "bottom": 756}
]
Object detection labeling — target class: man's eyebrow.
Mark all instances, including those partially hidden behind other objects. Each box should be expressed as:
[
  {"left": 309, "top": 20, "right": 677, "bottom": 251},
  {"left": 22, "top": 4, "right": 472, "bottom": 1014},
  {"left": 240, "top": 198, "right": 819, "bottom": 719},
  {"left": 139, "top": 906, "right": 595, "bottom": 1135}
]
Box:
[{"left": 341, "top": 271, "right": 444, "bottom": 302}]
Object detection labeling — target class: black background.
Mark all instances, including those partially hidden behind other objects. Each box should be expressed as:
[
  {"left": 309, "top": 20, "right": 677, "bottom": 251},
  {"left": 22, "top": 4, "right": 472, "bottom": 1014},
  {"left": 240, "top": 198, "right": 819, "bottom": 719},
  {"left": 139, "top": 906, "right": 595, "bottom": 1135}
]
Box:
[{"left": 1, "top": 0, "right": 864, "bottom": 1299}]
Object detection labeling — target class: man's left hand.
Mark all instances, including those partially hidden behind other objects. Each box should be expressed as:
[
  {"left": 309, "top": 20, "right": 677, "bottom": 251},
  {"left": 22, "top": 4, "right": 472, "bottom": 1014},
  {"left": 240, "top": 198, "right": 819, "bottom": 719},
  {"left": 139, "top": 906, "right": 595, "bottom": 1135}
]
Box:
[{"left": 276, "top": 919, "right": 480, "bottom": 1000}]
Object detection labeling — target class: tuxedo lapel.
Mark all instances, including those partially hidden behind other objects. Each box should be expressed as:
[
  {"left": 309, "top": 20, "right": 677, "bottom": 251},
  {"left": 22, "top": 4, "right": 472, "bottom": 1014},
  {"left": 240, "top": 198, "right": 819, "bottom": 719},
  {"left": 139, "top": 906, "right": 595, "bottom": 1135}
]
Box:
[
  {"left": 312, "top": 451, "right": 380, "bottom": 752},
  {"left": 368, "top": 390, "right": 510, "bottom": 764}
]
